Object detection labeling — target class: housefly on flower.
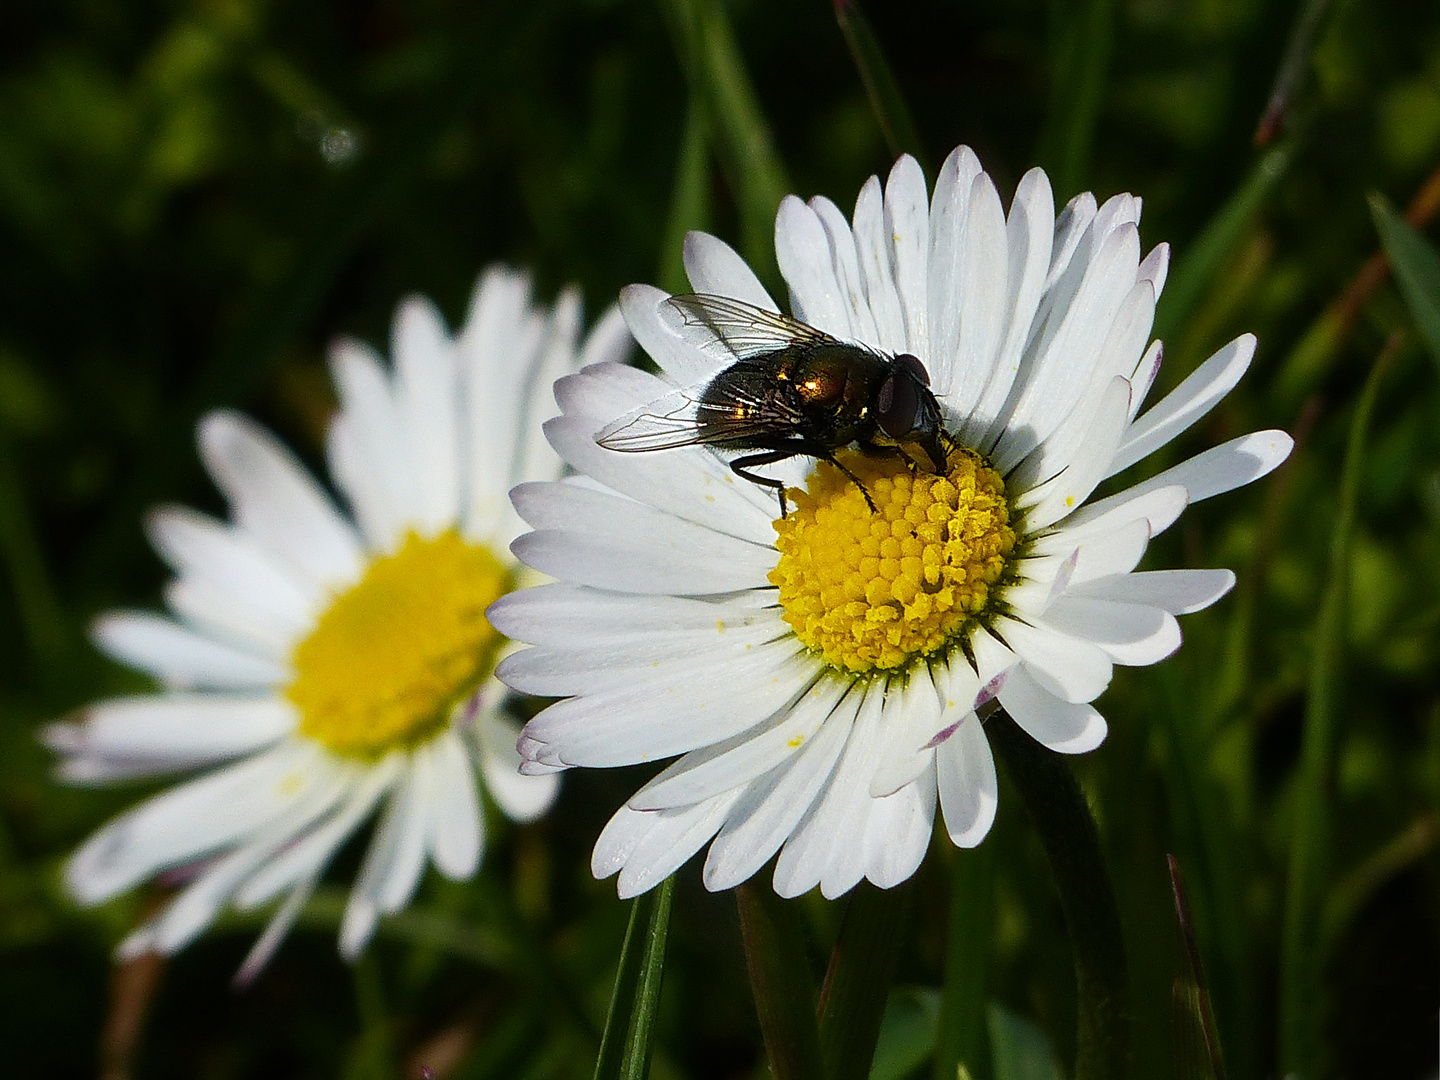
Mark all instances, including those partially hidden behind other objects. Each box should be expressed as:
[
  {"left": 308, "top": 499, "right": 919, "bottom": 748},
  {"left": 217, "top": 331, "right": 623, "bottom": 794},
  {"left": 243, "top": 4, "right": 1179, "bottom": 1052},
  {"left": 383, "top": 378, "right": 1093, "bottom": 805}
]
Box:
[{"left": 595, "top": 294, "right": 951, "bottom": 515}]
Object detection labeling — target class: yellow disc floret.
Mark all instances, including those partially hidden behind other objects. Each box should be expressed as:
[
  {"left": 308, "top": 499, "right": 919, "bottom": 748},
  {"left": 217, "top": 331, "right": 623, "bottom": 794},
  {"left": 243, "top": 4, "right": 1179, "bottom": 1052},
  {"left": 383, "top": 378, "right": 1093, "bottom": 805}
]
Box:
[
  {"left": 770, "top": 449, "right": 1015, "bottom": 674},
  {"left": 288, "top": 529, "right": 509, "bottom": 759}
]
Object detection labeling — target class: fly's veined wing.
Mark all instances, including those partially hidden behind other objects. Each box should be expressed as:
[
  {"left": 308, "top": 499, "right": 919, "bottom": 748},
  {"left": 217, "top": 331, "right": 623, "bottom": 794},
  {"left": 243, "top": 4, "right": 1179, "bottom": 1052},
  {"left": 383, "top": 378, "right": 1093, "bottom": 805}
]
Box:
[
  {"left": 594, "top": 362, "right": 805, "bottom": 452},
  {"left": 664, "top": 294, "right": 840, "bottom": 361}
]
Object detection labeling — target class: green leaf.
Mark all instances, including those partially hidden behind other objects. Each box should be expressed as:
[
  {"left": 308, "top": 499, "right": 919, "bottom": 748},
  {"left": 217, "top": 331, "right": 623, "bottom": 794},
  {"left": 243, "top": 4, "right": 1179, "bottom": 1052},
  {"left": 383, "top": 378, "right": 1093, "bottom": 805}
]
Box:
[
  {"left": 735, "top": 881, "right": 824, "bottom": 1080},
  {"left": 834, "top": 0, "right": 928, "bottom": 173},
  {"left": 987, "top": 1004, "right": 1062, "bottom": 1080},
  {"left": 819, "top": 880, "right": 916, "bottom": 1080},
  {"left": 1278, "top": 336, "right": 1397, "bottom": 1080},
  {"left": 1370, "top": 193, "right": 1440, "bottom": 367},
  {"left": 869, "top": 987, "right": 941, "bottom": 1080},
  {"left": 594, "top": 876, "right": 676, "bottom": 1080}
]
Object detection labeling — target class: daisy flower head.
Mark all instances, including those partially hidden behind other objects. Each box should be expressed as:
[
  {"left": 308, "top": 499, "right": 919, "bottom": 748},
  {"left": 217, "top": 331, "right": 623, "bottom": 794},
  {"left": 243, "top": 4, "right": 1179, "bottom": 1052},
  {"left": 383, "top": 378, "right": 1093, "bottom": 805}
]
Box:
[
  {"left": 491, "top": 148, "right": 1292, "bottom": 900},
  {"left": 47, "top": 267, "right": 632, "bottom": 978}
]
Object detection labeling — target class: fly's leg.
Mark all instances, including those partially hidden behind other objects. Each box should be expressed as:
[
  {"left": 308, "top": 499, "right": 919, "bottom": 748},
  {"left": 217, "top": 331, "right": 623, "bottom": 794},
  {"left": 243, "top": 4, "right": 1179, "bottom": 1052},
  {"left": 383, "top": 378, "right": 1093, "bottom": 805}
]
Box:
[
  {"left": 818, "top": 452, "right": 878, "bottom": 514},
  {"left": 729, "top": 449, "right": 799, "bottom": 517}
]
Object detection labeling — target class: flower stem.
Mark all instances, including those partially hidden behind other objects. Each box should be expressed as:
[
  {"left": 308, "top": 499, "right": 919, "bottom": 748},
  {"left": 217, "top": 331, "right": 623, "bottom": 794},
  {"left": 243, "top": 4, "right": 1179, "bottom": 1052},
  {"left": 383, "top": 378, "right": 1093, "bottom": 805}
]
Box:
[
  {"left": 817, "top": 879, "right": 914, "bottom": 1080},
  {"left": 988, "top": 710, "right": 1130, "bottom": 1080},
  {"left": 735, "top": 881, "right": 825, "bottom": 1080}
]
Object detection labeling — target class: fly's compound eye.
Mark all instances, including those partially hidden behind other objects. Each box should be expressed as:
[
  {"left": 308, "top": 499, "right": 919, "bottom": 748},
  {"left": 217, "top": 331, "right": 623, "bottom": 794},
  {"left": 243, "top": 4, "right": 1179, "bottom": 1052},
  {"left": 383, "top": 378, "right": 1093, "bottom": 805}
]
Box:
[
  {"left": 895, "top": 353, "right": 930, "bottom": 386},
  {"left": 877, "top": 369, "right": 922, "bottom": 439}
]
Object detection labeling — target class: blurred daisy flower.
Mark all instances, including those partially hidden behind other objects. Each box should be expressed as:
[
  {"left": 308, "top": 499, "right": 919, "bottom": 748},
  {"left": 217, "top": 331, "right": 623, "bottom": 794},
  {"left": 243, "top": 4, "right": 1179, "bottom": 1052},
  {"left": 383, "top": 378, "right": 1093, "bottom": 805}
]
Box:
[
  {"left": 47, "top": 268, "right": 631, "bottom": 978},
  {"left": 491, "top": 148, "right": 1292, "bottom": 900}
]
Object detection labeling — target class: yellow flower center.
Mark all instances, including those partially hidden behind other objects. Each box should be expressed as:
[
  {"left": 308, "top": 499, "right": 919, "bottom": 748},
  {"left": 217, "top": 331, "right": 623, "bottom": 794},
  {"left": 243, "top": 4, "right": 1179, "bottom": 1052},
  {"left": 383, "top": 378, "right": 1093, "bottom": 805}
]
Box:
[
  {"left": 770, "top": 449, "right": 1016, "bottom": 674},
  {"left": 287, "top": 529, "right": 509, "bottom": 759}
]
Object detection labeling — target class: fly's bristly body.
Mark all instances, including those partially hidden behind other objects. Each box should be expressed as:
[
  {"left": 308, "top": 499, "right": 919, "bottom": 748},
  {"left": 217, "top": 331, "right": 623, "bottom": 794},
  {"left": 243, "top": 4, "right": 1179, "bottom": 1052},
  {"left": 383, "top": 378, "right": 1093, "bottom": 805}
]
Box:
[{"left": 595, "top": 294, "right": 950, "bottom": 514}]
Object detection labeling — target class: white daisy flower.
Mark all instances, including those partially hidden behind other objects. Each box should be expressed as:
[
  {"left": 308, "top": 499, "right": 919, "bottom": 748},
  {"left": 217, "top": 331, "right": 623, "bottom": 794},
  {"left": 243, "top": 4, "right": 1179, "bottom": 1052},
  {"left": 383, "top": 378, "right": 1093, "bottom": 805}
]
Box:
[
  {"left": 490, "top": 148, "right": 1292, "bottom": 901},
  {"left": 47, "top": 267, "right": 632, "bottom": 978}
]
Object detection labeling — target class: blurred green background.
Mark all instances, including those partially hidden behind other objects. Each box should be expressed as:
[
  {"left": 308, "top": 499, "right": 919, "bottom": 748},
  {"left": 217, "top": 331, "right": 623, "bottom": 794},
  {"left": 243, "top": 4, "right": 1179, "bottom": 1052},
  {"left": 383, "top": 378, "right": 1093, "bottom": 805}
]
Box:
[{"left": 2, "top": 0, "right": 1440, "bottom": 1078}]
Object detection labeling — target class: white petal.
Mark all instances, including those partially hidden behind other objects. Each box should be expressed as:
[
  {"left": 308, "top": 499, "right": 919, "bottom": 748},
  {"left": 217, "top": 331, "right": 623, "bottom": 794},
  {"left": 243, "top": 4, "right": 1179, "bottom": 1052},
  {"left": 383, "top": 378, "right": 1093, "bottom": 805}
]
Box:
[
  {"left": 147, "top": 505, "right": 318, "bottom": 639},
  {"left": 619, "top": 284, "right": 729, "bottom": 386},
  {"left": 153, "top": 839, "right": 277, "bottom": 954},
  {"left": 339, "top": 758, "right": 428, "bottom": 960},
  {"left": 852, "top": 176, "right": 908, "bottom": 352},
  {"left": 496, "top": 614, "right": 783, "bottom": 697},
  {"left": 424, "top": 730, "right": 484, "bottom": 879},
  {"left": 512, "top": 288, "right": 585, "bottom": 496},
  {"left": 511, "top": 482, "right": 777, "bottom": 596},
  {"left": 861, "top": 761, "right": 936, "bottom": 890},
  {"left": 778, "top": 196, "right": 853, "bottom": 337},
  {"left": 684, "top": 231, "right": 778, "bottom": 310},
  {"left": 92, "top": 612, "right": 285, "bottom": 690},
  {"left": 478, "top": 707, "right": 559, "bottom": 823},
  {"left": 162, "top": 580, "right": 292, "bottom": 663},
  {"left": 519, "top": 643, "right": 815, "bottom": 768},
  {"left": 884, "top": 155, "right": 931, "bottom": 357},
  {"left": 959, "top": 167, "right": 1055, "bottom": 444},
  {"left": 459, "top": 267, "right": 545, "bottom": 545},
  {"left": 940, "top": 172, "right": 1008, "bottom": 420},
  {"left": 773, "top": 682, "right": 885, "bottom": 898},
  {"left": 607, "top": 792, "right": 742, "bottom": 899},
  {"left": 811, "top": 196, "right": 882, "bottom": 345},
  {"left": 630, "top": 676, "right": 854, "bottom": 811},
  {"left": 197, "top": 411, "right": 364, "bottom": 588},
  {"left": 577, "top": 304, "right": 635, "bottom": 370},
  {"left": 235, "top": 757, "right": 401, "bottom": 909},
  {"left": 936, "top": 715, "right": 998, "bottom": 847},
  {"left": 1033, "top": 484, "right": 1187, "bottom": 551},
  {"left": 1128, "top": 340, "right": 1164, "bottom": 418},
  {"left": 1138, "top": 242, "right": 1170, "bottom": 297},
  {"left": 327, "top": 338, "right": 416, "bottom": 551},
  {"left": 1042, "top": 596, "right": 1182, "bottom": 666},
  {"left": 1080, "top": 430, "right": 1293, "bottom": 519},
  {"left": 926, "top": 145, "right": 985, "bottom": 396},
  {"left": 869, "top": 671, "right": 943, "bottom": 798},
  {"left": 997, "top": 664, "right": 1108, "bottom": 754},
  {"left": 49, "top": 694, "right": 292, "bottom": 769},
  {"left": 1071, "top": 568, "right": 1235, "bottom": 615},
  {"left": 701, "top": 702, "right": 855, "bottom": 891},
  {"left": 488, "top": 583, "right": 776, "bottom": 649},
  {"left": 1108, "top": 334, "right": 1256, "bottom": 477},
  {"left": 1021, "top": 375, "right": 1131, "bottom": 530},
  {"left": 234, "top": 876, "right": 317, "bottom": 986},
  {"left": 66, "top": 741, "right": 337, "bottom": 904},
  {"left": 393, "top": 296, "right": 461, "bottom": 533},
  {"left": 990, "top": 223, "right": 1141, "bottom": 470},
  {"left": 995, "top": 616, "right": 1113, "bottom": 704}
]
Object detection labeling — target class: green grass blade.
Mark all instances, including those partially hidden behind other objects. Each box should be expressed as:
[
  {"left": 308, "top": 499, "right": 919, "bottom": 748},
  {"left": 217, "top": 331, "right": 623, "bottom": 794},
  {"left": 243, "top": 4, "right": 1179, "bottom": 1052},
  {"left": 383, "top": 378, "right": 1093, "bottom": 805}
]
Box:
[
  {"left": 661, "top": 0, "right": 791, "bottom": 288},
  {"left": 0, "top": 437, "right": 66, "bottom": 678},
  {"left": 595, "top": 875, "right": 676, "bottom": 1080},
  {"left": 1036, "top": 0, "right": 1115, "bottom": 199},
  {"left": 1370, "top": 193, "right": 1440, "bottom": 368},
  {"left": 1278, "top": 334, "right": 1397, "bottom": 1080},
  {"left": 818, "top": 880, "right": 916, "bottom": 1080},
  {"left": 658, "top": 96, "right": 712, "bottom": 296},
  {"left": 933, "top": 845, "right": 995, "bottom": 1080},
  {"left": 1154, "top": 144, "right": 1292, "bottom": 344},
  {"left": 834, "top": 0, "right": 928, "bottom": 173},
  {"left": 735, "top": 881, "right": 824, "bottom": 1080},
  {"left": 1254, "top": 0, "right": 1337, "bottom": 146},
  {"left": 988, "top": 711, "right": 1129, "bottom": 1080},
  {"left": 870, "top": 987, "right": 941, "bottom": 1080},
  {"left": 1167, "top": 856, "right": 1227, "bottom": 1080}
]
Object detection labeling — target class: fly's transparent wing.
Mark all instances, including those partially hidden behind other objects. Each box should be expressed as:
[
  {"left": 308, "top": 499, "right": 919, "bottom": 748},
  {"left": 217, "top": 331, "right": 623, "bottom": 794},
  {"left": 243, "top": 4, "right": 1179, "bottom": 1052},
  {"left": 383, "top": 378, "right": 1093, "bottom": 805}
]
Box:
[
  {"left": 594, "top": 360, "right": 805, "bottom": 452},
  {"left": 665, "top": 294, "right": 842, "bottom": 361}
]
